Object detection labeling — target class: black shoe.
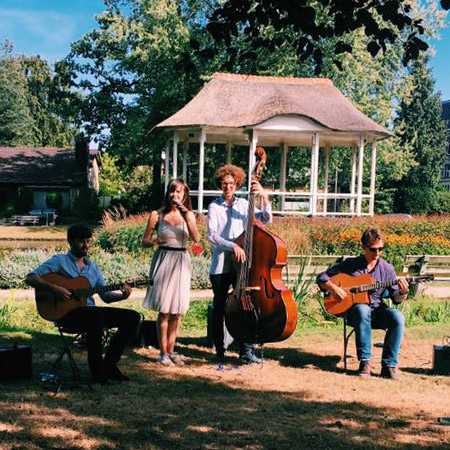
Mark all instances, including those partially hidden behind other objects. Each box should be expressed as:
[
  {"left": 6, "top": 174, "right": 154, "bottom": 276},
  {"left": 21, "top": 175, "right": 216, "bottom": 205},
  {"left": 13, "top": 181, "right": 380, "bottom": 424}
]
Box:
[{"left": 105, "top": 364, "right": 130, "bottom": 381}]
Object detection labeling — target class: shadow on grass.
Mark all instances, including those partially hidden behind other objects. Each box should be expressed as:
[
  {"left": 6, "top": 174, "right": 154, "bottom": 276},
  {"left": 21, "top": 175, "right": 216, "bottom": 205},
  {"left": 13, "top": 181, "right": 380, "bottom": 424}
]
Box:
[{"left": 0, "top": 329, "right": 447, "bottom": 450}]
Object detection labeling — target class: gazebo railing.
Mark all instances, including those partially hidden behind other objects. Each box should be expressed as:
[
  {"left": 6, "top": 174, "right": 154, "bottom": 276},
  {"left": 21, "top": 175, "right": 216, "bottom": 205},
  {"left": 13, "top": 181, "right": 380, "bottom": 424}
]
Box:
[{"left": 189, "top": 189, "right": 372, "bottom": 215}]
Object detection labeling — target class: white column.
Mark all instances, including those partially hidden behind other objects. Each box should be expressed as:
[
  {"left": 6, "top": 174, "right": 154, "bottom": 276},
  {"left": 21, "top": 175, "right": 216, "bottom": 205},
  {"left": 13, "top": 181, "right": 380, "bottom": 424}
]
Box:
[
  {"left": 198, "top": 129, "right": 206, "bottom": 213},
  {"left": 226, "top": 141, "right": 232, "bottom": 164},
  {"left": 350, "top": 145, "right": 357, "bottom": 213},
  {"left": 323, "top": 145, "right": 330, "bottom": 215},
  {"left": 310, "top": 134, "right": 320, "bottom": 216},
  {"left": 280, "top": 143, "right": 288, "bottom": 211},
  {"left": 248, "top": 130, "right": 258, "bottom": 192},
  {"left": 369, "top": 140, "right": 377, "bottom": 215},
  {"left": 182, "top": 138, "right": 188, "bottom": 181},
  {"left": 172, "top": 131, "right": 179, "bottom": 179},
  {"left": 356, "top": 136, "right": 365, "bottom": 216},
  {"left": 164, "top": 140, "right": 170, "bottom": 192}
]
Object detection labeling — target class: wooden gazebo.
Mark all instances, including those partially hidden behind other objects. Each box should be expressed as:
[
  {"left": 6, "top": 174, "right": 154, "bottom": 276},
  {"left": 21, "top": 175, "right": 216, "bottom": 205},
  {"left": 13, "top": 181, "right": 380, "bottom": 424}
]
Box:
[{"left": 156, "top": 73, "right": 392, "bottom": 216}]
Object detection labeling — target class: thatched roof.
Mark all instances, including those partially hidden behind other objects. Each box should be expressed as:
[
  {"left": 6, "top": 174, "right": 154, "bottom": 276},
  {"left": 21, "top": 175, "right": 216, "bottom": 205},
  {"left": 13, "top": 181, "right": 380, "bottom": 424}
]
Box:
[{"left": 157, "top": 73, "right": 392, "bottom": 137}]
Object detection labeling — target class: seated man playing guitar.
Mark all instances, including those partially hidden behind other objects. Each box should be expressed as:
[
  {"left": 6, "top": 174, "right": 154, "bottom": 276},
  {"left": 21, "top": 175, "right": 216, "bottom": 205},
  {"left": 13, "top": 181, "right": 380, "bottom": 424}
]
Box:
[
  {"left": 316, "top": 227, "right": 409, "bottom": 380},
  {"left": 26, "top": 224, "right": 141, "bottom": 384}
]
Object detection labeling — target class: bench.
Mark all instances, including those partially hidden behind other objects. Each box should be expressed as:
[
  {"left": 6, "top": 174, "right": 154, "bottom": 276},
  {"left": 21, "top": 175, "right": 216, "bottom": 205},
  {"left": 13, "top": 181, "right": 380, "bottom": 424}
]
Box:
[
  {"left": 283, "top": 254, "right": 450, "bottom": 286},
  {"left": 9, "top": 215, "right": 40, "bottom": 226},
  {"left": 282, "top": 255, "right": 354, "bottom": 285},
  {"left": 402, "top": 255, "right": 450, "bottom": 282}
]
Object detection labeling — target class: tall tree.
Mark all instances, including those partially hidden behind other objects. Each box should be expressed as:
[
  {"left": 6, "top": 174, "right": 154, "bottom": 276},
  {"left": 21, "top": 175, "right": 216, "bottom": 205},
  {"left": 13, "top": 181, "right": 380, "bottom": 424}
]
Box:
[
  {"left": 205, "top": 0, "right": 449, "bottom": 74},
  {"left": 0, "top": 41, "right": 78, "bottom": 148},
  {"left": 0, "top": 42, "right": 36, "bottom": 146},
  {"left": 395, "top": 56, "right": 448, "bottom": 213}
]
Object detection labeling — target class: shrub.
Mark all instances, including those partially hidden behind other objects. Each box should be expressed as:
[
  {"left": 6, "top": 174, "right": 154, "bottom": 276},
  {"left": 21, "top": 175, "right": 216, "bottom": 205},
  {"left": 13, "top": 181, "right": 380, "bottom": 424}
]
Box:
[
  {"left": 46, "top": 192, "right": 63, "bottom": 212},
  {"left": 72, "top": 189, "right": 101, "bottom": 219},
  {"left": 434, "top": 190, "right": 450, "bottom": 214},
  {"left": 191, "top": 256, "right": 211, "bottom": 289},
  {"left": 0, "top": 249, "right": 49, "bottom": 288}
]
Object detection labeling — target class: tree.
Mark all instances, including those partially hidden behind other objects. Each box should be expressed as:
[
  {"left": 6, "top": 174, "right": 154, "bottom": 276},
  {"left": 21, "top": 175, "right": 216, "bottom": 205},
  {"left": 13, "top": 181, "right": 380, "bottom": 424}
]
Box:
[
  {"left": 395, "top": 57, "right": 448, "bottom": 213},
  {"left": 58, "top": 0, "right": 213, "bottom": 204},
  {"left": 21, "top": 55, "right": 78, "bottom": 147},
  {"left": 205, "top": 0, "right": 450, "bottom": 74},
  {"left": 0, "top": 42, "right": 36, "bottom": 146},
  {"left": 0, "top": 41, "right": 78, "bottom": 148}
]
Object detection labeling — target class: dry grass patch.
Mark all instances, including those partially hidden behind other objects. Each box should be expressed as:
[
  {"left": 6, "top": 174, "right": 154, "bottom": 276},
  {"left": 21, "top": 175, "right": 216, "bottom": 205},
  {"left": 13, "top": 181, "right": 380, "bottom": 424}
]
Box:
[{"left": 0, "top": 324, "right": 449, "bottom": 450}]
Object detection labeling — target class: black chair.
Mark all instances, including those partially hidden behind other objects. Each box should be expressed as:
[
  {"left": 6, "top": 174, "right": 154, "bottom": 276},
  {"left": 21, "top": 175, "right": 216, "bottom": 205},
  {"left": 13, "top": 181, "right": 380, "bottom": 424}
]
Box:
[{"left": 41, "top": 326, "right": 91, "bottom": 393}]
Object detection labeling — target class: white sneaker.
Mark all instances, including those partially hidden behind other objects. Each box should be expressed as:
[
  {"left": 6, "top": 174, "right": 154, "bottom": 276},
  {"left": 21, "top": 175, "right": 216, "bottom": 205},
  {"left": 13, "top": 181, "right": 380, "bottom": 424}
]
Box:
[
  {"left": 169, "top": 352, "right": 185, "bottom": 366},
  {"left": 158, "top": 354, "right": 175, "bottom": 366}
]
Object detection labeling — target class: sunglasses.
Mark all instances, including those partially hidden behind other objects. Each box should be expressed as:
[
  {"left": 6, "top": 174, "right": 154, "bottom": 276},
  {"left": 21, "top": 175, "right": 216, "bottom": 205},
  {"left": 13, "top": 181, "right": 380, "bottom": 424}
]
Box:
[{"left": 367, "top": 246, "right": 384, "bottom": 253}]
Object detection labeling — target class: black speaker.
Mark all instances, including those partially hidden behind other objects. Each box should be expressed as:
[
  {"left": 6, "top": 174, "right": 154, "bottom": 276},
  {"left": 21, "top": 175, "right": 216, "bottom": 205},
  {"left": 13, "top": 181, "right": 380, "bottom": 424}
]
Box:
[{"left": 0, "top": 344, "right": 32, "bottom": 380}]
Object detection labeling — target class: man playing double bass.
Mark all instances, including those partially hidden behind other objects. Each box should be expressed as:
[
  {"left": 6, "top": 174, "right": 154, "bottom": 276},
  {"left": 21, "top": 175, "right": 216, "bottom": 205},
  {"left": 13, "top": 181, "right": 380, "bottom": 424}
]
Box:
[
  {"left": 317, "top": 227, "right": 409, "bottom": 379},
  {"left": 207, "top": 164, "right": 272, "bottom": 365}
]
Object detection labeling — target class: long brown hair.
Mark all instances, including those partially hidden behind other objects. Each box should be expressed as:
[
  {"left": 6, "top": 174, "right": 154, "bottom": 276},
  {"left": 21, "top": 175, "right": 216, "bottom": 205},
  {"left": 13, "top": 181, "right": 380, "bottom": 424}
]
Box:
[{"left": 162, "top": 179, "right": 193, "bottom": 214}]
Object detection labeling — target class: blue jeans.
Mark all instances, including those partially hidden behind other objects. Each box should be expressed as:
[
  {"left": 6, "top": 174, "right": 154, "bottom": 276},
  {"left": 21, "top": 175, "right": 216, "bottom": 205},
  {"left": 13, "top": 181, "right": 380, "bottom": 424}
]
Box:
[{"left": 346, "top": 304, "right": 405, "bottom": 367}]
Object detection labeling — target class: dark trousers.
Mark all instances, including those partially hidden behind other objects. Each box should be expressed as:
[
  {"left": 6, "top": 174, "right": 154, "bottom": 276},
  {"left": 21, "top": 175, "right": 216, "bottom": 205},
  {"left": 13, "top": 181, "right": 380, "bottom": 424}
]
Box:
[
  {"left": 59, "top": 306, "right": 141, "bottom": 373},
  {"left": 210, "top": 272, "right": 253, "bottom": 358}
]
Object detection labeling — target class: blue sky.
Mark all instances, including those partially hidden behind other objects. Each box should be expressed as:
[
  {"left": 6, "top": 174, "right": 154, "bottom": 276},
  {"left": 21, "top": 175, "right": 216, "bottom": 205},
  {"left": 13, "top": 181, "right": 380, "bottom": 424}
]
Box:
[{"left": 0, "top": 0, "right": 449, "bottom": 100}]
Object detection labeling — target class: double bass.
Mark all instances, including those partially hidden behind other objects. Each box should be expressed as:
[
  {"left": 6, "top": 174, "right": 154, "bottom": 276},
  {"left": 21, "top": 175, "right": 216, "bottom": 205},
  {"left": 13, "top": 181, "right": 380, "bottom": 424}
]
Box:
[{"left": 224, "top": 146, "right": 298, "bottom": 343}]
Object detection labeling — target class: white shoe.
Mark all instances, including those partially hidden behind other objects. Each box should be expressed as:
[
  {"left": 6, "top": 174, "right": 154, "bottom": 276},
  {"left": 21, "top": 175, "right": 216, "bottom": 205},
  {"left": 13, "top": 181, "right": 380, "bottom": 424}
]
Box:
[
  {"left": 169, "top": 352, "right": 185, "bottom": 365},
  {"left": 158, "top": 354, "right": 175, "bottom": 366}
]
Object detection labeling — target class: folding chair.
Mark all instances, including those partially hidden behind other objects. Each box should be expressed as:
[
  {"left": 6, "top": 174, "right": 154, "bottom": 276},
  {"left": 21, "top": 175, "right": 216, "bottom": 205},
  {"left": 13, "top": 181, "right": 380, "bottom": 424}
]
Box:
[{"left": 41, "top": 326, "right": 91, "bottom": 393}]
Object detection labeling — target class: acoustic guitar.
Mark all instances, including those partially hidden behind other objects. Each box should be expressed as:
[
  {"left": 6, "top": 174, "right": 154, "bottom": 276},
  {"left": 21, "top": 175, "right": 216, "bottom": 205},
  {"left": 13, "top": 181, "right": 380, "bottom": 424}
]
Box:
[
  {"left": 323, "top": 273, "right": 434, "bottom": 316},
  {"left": 35, "top": 273, "right": 152, "bottom": 321}
]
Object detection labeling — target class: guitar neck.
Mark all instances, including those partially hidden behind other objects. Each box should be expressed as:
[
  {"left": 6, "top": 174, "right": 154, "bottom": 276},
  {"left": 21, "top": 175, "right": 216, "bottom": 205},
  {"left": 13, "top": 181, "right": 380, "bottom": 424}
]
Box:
[
  {"left": 352, "top": 276, "right": 430, "bottom": 294},
  {"left": 87, "top": 280, "right": 146, "bottom": 297}
]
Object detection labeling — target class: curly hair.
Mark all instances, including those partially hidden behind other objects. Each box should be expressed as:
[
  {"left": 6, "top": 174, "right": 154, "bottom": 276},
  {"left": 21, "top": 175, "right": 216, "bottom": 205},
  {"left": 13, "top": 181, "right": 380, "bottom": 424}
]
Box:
[
  {"left": 214, "top": 164, "right": 246, "bottom": 189},
  {"left": 361, "top": 227, "right": 383, "bottom": 246}
]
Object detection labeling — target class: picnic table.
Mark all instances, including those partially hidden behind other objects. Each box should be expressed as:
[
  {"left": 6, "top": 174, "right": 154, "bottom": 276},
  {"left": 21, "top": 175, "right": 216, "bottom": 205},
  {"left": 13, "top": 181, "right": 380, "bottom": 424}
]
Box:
[{"left": 10, "top": 215, "right": 40, "bottom": 226}]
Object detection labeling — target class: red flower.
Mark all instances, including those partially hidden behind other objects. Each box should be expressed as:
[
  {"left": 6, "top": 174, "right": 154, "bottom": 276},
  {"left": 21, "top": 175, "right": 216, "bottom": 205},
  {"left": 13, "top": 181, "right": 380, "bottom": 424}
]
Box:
[{"left": 191, "top": 243, "right": 203, "bottom": 256}]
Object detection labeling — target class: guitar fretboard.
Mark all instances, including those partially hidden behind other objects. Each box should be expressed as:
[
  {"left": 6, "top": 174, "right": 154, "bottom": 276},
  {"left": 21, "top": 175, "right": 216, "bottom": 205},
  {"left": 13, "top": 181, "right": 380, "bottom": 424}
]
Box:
[
  {"left": 350, "top": 276, "right": 433, "bottom": 294},
  {"left": 76, "top": 280, "right": 150, "bottom": 297}
]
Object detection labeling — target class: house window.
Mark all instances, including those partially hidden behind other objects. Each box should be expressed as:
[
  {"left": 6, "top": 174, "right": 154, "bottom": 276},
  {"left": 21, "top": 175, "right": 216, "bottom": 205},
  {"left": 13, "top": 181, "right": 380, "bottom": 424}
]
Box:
[{"left": 444, "top": 164, "right": 450, "bottom": 179}]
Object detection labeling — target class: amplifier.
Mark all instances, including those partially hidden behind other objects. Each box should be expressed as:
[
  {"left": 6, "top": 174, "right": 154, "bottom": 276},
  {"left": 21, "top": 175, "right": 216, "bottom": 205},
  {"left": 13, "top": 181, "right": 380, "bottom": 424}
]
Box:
[
  {"left": 0, "top": 344, "right": 32, "bottom": 380},
  {"left": 433, "top": 345, "right": 450, "bottom": 375}
]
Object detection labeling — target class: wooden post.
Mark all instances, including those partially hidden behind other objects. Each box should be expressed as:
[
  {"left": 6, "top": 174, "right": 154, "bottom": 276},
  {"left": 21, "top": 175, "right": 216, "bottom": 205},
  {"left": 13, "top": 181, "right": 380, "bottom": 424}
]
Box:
[
  {"left": 182, "top": 138, "right": 188, "bottom": 181},
  {"left": 226, "top": 141, "right": 232, "bottom": 164},
  {"left": 356, "top": 136, "right": 365, "bottom": 216},
  {"left": 369, "top": 140, "right": 377, "bottom": 215},
  {"left": 324, "top": 145, "right": 330, "bottom": 215},
  {"left": 198, "top": 130, "right": 206, "bottom": 213},
  {"left": 164, "top": 140, "right": 170, "bottom": 192},
  {"left": 311, "top": 134, "right": 320, "bottom": 216},
  {"left": 280, "top": 143, "right": 288, "bottom": 211},
  {"left": 172, "top": 131, "right": 179, "bottom": 179},
  {"left": 350, "top": 145, "right": 357, "bottom": 213}
]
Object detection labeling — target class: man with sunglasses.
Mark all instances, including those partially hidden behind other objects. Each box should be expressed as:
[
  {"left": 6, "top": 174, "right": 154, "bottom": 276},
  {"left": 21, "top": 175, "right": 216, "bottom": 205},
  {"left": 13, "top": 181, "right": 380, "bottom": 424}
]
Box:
[{"left": 317, "top": 227, "right": 409, "bottom": 379}]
